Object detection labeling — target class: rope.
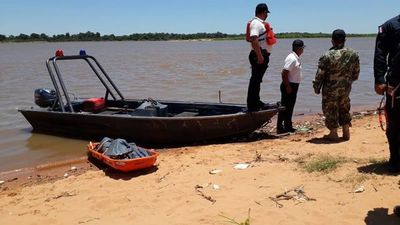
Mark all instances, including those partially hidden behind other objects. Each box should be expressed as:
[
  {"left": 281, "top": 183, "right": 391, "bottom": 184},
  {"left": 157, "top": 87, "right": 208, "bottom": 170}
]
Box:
[
  {"left": 377, "top": 83, "right": 400, "bottom": 132},
  {"left": 378, "top": 95, "right": 386, "bottom": 131}
]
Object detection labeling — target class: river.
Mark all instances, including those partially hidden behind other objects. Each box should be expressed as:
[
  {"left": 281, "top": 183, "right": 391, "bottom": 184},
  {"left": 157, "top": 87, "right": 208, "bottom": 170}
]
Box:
[{"left": 0, "top": 38, "right": 381, "bottom": 171}]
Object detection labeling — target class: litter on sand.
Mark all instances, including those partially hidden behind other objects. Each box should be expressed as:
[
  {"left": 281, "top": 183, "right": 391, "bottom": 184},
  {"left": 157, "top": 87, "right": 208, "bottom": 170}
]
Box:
[{"left": 234, "top": 163, "right": 250, "bottom": 170}]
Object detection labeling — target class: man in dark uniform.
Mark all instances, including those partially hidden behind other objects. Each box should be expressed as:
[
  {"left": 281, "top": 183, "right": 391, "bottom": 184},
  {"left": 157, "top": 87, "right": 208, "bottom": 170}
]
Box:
[{"left": 374, "top": 15, "right": 400, "bottom": 173}]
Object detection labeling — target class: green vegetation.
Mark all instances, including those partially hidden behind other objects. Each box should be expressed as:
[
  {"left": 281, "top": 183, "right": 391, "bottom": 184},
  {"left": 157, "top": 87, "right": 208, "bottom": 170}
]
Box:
[
  {"left": 220, "top": 209, "right": 251, "bottom": 225},
  {"left": 0, "top": 31, "right": 376, "bottom": 42},
  {"left": 302, "top": 155, "right": 345, "bottom": 173}
]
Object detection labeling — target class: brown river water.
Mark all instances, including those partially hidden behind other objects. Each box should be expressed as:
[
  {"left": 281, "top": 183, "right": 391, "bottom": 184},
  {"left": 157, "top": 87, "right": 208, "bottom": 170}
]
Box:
[{"left": 0, "top": 38, "right": 381, "bottom": 171}]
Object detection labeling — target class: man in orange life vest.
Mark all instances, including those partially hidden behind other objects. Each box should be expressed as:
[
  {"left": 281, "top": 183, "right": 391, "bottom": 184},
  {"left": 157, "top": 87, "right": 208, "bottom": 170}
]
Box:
[{"left": 246, "top": 3, "right": 273, "bottom": 111}]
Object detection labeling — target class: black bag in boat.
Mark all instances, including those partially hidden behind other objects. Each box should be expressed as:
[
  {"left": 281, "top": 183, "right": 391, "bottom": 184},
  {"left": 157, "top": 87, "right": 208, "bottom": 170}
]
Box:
[{"left": 131, "top": 98, "right": 168, "bottom": 117}]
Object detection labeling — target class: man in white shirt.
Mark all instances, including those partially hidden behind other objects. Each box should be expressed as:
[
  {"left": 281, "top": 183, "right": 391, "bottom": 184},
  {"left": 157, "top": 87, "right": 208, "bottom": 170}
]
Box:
[
  {"left": 246, "top": 3, "right": 272, "bottom": 111},
  {"left": 277, "top": 39, "right": 305, "bottom": 134}
]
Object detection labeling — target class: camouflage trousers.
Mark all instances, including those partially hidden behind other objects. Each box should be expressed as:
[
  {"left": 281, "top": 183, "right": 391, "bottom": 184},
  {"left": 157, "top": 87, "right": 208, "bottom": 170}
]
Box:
[{"left": 322, "top": 94, "right": 352, "bottom": 130}]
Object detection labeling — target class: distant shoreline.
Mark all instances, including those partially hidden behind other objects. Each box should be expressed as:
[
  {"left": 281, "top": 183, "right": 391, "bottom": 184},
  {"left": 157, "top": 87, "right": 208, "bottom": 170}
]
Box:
[{"left": 0, "top": 32, "right": 376, "bottom": 43}]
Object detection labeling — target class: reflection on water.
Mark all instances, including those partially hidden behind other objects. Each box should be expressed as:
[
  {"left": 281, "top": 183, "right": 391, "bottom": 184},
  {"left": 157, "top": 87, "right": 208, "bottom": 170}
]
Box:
[
  {"left": 0, "top": 38, "right": 381, "bottom": 171},
  {"left": 0, "top": 129, "right": 87, "bottom": 171}
]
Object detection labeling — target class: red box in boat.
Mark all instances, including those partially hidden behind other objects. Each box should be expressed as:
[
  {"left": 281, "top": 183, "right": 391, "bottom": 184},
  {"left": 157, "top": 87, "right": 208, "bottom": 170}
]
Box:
[
  {"left": 82, "top": 97, "right": 105, "bottom": 112},
  {"left": 86, "top": 142, "right": 159, "bottom": 172}
]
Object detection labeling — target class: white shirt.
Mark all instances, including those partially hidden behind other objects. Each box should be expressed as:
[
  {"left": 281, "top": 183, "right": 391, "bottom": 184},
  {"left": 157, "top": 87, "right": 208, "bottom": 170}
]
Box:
[
  {"left": 249, "top": 17, "right": 273, "bottom": 53},
  {"left": 283, "top": 52, "right": 302, "bottom": 83}
]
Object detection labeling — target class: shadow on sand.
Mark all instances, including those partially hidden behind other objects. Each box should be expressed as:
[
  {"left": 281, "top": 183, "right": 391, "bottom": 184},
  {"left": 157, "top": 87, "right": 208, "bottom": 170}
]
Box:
[
  {"left": 306, "top": 137, "right": 347, "bottom": 144},
  {"left": 120, "top": 130, "right": 282, "bottom": 149},
  {"left": 87, "top": 156, "right": 159, "bottom": 180},
  {"left": 364, "top": 207, "right": 399, "bottom": 225},
  {"left": 357, "top": 162, "right": 400, "bottom": 176}
]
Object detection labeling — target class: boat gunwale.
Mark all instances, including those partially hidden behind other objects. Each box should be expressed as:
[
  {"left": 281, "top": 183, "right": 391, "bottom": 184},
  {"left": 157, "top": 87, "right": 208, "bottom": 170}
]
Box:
[{"left": 18, "top": 106, "right": 282, "bottom": 120}]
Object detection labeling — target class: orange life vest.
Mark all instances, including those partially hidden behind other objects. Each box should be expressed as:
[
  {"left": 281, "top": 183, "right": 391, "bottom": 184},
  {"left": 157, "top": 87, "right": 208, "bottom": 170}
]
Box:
[{"left": 245, "top": 19, "right": 277, "bottom": 45}]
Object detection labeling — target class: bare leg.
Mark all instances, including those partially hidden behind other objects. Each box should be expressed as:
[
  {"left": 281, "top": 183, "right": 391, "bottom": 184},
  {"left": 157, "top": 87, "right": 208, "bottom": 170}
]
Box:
[{"left": 323, "top": 128, "right": 339, "bottom": 141}]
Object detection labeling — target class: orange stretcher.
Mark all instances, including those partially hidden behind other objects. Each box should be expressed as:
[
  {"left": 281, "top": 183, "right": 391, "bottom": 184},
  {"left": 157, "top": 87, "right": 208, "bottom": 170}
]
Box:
[{"left": 87, "top": 142, "right": 159, "bottom": 172}]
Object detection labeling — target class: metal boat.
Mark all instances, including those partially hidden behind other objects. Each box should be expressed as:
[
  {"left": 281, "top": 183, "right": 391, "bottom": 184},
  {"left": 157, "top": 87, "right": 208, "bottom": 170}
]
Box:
[{"left": 19, "top": 51, "right": 283, "bottom": 144}]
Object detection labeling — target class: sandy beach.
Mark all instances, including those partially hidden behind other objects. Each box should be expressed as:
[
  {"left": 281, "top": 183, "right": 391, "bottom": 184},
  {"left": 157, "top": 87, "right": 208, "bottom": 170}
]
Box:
[{"left": 0, "top": 111, "right": 399, "bottom": 225}]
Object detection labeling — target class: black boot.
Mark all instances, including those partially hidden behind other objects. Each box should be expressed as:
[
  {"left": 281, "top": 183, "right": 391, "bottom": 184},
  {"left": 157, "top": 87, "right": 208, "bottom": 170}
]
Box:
[
  {"left": 394, "top": 205, "right": 400, "bottom": 217},
  {"left": 276, "top": 113, "right": 286, "bottom": 134},
  {"left": 388, "top": 146, "right": 400, "bottom": 173},
  {"left": 285, "top": 121, "right": 296, "bottom": 133},
  {"left": 387, "top": 161, "right": 400, "bottom": 173}
]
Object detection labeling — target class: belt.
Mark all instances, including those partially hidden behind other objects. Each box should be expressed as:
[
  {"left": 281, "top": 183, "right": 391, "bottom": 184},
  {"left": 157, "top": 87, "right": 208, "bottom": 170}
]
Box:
[{"left": 388, "top": 83, "right": 400, "bottom": 108}]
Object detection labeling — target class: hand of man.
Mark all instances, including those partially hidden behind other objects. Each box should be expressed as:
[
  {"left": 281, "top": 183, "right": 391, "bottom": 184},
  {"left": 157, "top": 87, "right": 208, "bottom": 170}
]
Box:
[
  {"left": 374, "top": 84, "right": 387, "bottom": 95},
  {"left": 285, "top": 85, "right": 292, "bottom": 94},
  {"left": 257, "top": 55, "right": 264, "bottom": 64}
]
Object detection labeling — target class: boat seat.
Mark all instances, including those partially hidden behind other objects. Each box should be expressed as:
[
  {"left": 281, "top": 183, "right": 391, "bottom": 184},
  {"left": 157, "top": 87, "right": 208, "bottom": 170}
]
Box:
[{"left": 174, "top": 111, "right": 199, "bottom": 117}]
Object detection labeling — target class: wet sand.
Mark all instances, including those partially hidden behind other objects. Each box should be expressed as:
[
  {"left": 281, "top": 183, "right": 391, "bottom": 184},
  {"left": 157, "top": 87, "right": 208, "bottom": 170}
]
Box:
[{"left": 1, "top": 110, "right": 399, "bottom": 225}]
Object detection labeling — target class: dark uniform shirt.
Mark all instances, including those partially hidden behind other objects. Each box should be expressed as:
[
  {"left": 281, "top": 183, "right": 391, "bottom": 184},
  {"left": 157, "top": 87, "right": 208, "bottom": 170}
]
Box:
[{"left": 374, "top": 15, "right": 400, "bottom": 86}]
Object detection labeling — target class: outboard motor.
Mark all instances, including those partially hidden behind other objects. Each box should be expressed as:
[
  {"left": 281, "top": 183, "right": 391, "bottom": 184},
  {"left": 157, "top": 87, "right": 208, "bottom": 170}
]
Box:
[{"left": 34, "top": 88, "right": 57, "bottom": 108}]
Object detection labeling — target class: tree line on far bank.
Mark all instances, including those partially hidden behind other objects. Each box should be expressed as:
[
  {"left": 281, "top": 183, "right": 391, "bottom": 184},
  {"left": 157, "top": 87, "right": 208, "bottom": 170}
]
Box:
[{"left": 0, "top": 31, "right": 375, "bottom": 42}]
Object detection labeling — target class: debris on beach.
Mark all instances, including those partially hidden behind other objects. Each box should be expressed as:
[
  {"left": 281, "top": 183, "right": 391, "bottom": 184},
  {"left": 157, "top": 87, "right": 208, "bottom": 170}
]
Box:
[
  {"left": 254, "top": 109, "right": 377, "bottom": 140},
  {"left": 45, "top": 191, "right": 77, "bottom": 202},
  {"left": 212, "top": 184, "right": 220, "bottom": 190},
  {"left": 252, "top": 151, "right": 264, "bottom": 163},
  {"left": 157, "top": 172, "right": 170, "bottom": 182},
  {"left": 353, "top": 110, "right": 376, "bottom": 119},
  {"left": 7, "top": 177, "right": 18, "bottom": 182},
  {"left": 296, "top": 126, "right": 311, "bottom": 133},
  {"left": 234, "top": 163, "right": 250, "bottom": 170},
  {"left": 277, "top": 154, "right": 290, "bottom": 162},
  {"left": 0, "top": 178, "right": 16, "bottom": 186},
  {"left": 195, "top": 183, "right": 210, "bottom": 189},
  {"left": 351, "top": 186, "right": 365, "bottom": 193},
  {"left": 209, "top": 169, "right": 223, "bottom": 174},
  {"left": 196, "top": 182, "right": 220, "bottom": 190},
  {"left": 243, "top": 151, "right": 265, "bottom": 165},
  {"left": 195, "top": 184, "right": 216, "bottom": 204},
  {"left": 269, "top": 186, "right": 316, "bottom": 208}
]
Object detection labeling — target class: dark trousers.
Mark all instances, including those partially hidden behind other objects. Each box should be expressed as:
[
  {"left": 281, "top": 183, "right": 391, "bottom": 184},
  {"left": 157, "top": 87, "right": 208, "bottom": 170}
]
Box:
[
  {"left": 385, "top": 92, "right": 400, "bottom": 168},
  {"left": 277, "top": 82, "right": 299, "bottom": 131},
  {"left": 247, "top": 49, "right": 269, "bottom": 110}
]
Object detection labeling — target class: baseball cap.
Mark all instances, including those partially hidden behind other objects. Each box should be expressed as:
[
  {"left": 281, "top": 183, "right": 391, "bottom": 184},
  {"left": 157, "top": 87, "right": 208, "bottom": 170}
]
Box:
[
  {"left": 332, "top": 29, "right": 346, "bottom": 41},
  {"left": 292, "top": 39, "right": 305, "bottom": 48},
  {"left": 256, "top": 3, "right": 270, "bottom": 14}
]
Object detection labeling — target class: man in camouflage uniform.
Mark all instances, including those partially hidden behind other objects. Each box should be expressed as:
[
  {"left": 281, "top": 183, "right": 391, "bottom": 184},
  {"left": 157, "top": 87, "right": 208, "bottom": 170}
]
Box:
[{"left": 313, "top": 29, "right": 360, "bottom": 141}]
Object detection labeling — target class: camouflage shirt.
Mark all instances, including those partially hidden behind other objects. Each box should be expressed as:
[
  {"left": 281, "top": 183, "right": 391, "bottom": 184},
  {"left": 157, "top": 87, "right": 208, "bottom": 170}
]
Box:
[{"left": 313, "top": 46, "right": 360, "bottom": 97}]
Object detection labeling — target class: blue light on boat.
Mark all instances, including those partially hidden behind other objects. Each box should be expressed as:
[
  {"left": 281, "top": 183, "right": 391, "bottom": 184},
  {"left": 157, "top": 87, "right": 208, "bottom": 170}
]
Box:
[{"left": 79, "top": 49, "right": 87, "bottom": 56}]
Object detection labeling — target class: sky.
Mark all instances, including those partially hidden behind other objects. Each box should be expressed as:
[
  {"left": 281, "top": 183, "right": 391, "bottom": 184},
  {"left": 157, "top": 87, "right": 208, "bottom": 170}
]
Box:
[{"left": 0, "top": 0, "right": 399, "bottom": 36}]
